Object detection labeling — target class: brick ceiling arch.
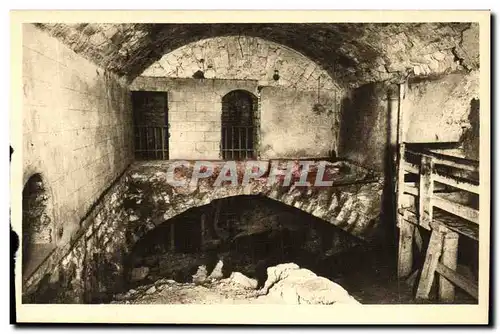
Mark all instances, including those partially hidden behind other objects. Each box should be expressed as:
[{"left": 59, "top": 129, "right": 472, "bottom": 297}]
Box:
[{"left": 34, "top": 22, "right": 479, "bottom": 88}]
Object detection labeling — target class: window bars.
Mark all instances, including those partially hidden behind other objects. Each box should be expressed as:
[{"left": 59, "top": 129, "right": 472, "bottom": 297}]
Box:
[{"left": 134, "top": 125, "right": 169, "bottom": 160}]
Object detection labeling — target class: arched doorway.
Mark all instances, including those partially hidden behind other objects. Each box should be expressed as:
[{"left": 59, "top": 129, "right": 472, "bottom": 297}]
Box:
[
  {"left": 221, "top": 90, "right": 258, "bottom": 160},
  {"left": 22, "top": 174, "right": 54, "bottom": 278}
]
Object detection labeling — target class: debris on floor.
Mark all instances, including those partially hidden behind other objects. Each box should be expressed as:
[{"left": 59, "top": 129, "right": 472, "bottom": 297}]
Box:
[{"left": 112, "top": 262, "right": 360, "bottom": 305}]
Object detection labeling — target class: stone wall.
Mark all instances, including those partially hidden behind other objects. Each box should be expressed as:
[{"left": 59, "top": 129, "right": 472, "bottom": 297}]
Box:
[
  {"left": 337, "top": 82, "right": 392, "bottom": 173},
  {"left": 260, "top": 86, "right": 340, "bottom": 159},
  {"left": 23, "top": 159, "right": 384, "bottom": 303},
  {"left": 22, "top": 24, "right": 135, "bottom": 248},
  {"left": 338, "top": 70, "right": 480, "bottom": 172},
  {"left": 123, "top": 160, "right": 384, "bottom": 247},
  {"left": 402, "top": 71, "right": 480, "bottom": 149},
  {"left": 131, "top": 77, "right": 258, "bottom": 159},
  {"left": 130, "top": 77, "right": 342, "bottom": 160},
  {"left": 23, "top": 170, "right": 131, "bottom": 303},
  {"left": 141, "top": 36, "right": 342, "bottom": 92}
]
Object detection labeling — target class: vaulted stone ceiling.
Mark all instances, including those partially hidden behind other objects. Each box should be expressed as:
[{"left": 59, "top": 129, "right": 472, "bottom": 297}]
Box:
[{"left": 34, "top": 22, "right": 479, "bottom": 88}]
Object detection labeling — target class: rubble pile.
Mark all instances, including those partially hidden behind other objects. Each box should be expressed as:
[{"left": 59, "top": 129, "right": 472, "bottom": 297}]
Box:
[{"left": 112, "top": 261, "right": 360, "bottom": 305}]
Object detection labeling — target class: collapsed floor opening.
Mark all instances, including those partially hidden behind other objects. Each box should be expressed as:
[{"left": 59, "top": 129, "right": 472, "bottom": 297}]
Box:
[{"left": 113, "top": 195, "right": 414, "bottom": 304}]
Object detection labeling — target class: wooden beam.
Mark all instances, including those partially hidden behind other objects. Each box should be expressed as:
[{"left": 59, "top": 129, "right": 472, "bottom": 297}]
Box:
[
  {"left": 431, "top": 156, "right": 478, "bottom": 172},
  {"left": 433, "top": 173, "right": 479, "bottom": 194},
  {"left": 439, "top": 231, "right": 459, "bottom": 302},
  {"left": 404, "top": 184, "right": 419, "bottom": 196},
  {"left": 419, "top": 155, "right": 434, "bottom": 229},
  {"left": 404, "top": 161, "right": 419, "bottom": 174},
  {"left": 396, "top": 144, "right": 407, "bottom": 209},
  {"left": 433, "top": 194, "right": 479, "bottom": 224},
  {"left": 414, "top": 226, "right": 424, "bottom": 252},
  {"left": 416, "top": 229, "right": 443, "bottom": 299},
  {"left": 436, "top": 262, "right": 478, "bottom": 300},
  {"left": 398, "top": 219, "right": 415, "bottom": 279},
  {"left": 405, "top": 150, "right": 478, "bottom": 172}
]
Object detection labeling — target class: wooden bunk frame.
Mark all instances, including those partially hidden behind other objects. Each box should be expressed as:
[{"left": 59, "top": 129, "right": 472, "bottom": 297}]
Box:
[{"left": 396, "top": 142, "right": 479, "bottom": 302}]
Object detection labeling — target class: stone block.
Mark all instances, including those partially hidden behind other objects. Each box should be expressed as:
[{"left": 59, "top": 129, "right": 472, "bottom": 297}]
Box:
[
  {"left": 195, "top": 141, "right": 216, "bottom": 153},
  {"left": 130, "top": 267, "right": 150, "bottom": 282},
  {"left": 195, "top": 101, "right": 215, "bottom": 112},
  {"left": 168, "top": 111, "right": 187, "bottom": 122},
  {"left": 177, "top": 131, "right": 202, "bottom": 142},
  {"left": 195, "top": 122, "right": 218, "bottom": 132},
  {"left": 169, "top": 121, "right": 196, "bottom": 132},
  {"left": 188, "top": 112, "right": 205, "bottom": 122},
  {"left": 229, "top": 272, "right": 258, "bottom": 289},
  {"left": 176, "top": 101, "right": 196, "bottom": 112},
  {"left": 204, "top": 131, "right": 220, "bottom": 142}
]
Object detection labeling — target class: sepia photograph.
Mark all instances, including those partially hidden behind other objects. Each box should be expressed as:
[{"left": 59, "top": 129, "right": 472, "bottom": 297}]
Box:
[{"left": 10, "top": 10, "right": 491, "bottom": 324}]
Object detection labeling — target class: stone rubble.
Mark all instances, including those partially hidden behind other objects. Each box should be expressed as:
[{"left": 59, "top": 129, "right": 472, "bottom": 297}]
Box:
[
  {"left": 228, "top": 272, "right": 259, "bottom": 290},
  {"left": 130, "top": 267, "right": 149, "bottom": 282},
  {"left": 259, "top": 263, "right": 361, "bottom": 305},
  {"left": 112, "top": 262, "right": 359, "bottom": 305}
]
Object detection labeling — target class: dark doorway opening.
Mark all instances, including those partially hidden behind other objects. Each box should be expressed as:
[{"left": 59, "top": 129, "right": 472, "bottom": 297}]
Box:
[
  {"left": 221, "top": 90, "right": 258, "bottom": 160},
  {"left": 132, "top": 91, "right": 169, "bottom": 160}
]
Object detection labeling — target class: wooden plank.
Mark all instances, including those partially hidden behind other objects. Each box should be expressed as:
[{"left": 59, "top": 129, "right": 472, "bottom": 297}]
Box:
[
  {"left": 395, "top": 86, "right": 411, "bottom": 280},
  {"left": 398, "top": 219, "right": 415, "bottom": 278},
  {"left": 431, "top": 156, "right": 478, "bottom": 172},
  {"left": 426, "top": 148, "right": 480, "bottom": 165},
  {"left": 419, "top": 155, "right": 434, "bottom": 229},
  {"left": 397, "top": 83, "right": 405, "bottom": 144},
  {"left": 433, "top": 194, "right": 479, "bottom": 224},
  {"left": 416, "top": 229, "right": 444, "bottom": 299},
  {"left": 439, "top": 231, "right": 459, "bottom": 302},
  {"left": 396, "top": 144, "right": 406, "bottom": 212},
  {"left": 414, "top": 226, "right": 424, "bottom": 252},
  {"left": 402, "top": 207, "right": 478, "bottom": 240},
  {"left": 433, "top": 173, "right": 479, "bottom": 194},
  {"left": 405, "top": 269, "right": 420, "bottom": 287},
  {"left": 404, "top": 184, "right": 419, "bottom": 196},
  {"left": 436, "top": 262, "right": 478, "bottom": 300},
  {"left": 404, "top": 161, "right": 420, "bottom": 174},
  {"left": 405, "top": 149, "right": 478, "bottom": 172}
]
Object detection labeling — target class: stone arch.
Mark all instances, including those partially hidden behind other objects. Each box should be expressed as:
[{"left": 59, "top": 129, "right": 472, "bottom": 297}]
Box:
[
  {"left": 124, "top": 193, "right": 367, "bottom": 286},
  {"left": 139, "top": 36, "right": 342, "bottom": 93},
  {"left": 220, "top": 89, "right": 259, "bottom": 160},
  {"left": 124, "top": 162, "right": 385, "bottom": 251},
  {"left": 22, "top": 173, "right": 55, "bottom": 278},
  {"left": 118, "top": 163, "right": 386, "bottom": 290}
]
